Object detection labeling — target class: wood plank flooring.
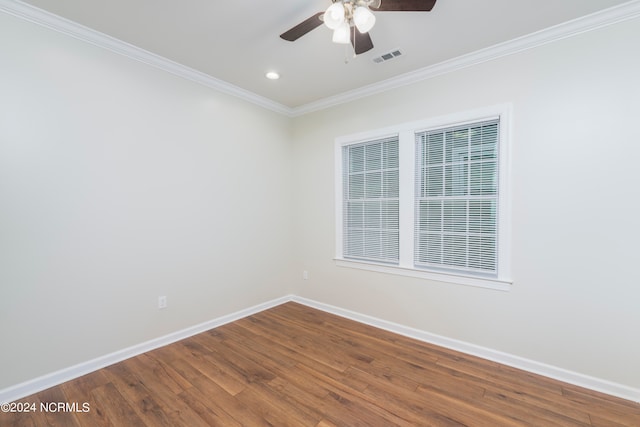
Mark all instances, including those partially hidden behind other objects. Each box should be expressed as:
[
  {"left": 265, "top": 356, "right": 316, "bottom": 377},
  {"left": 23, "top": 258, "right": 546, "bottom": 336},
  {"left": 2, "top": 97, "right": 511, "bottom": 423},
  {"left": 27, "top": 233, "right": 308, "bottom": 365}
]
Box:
[{"left": 2, "top": 302, "right": 639, "bottom": 426}]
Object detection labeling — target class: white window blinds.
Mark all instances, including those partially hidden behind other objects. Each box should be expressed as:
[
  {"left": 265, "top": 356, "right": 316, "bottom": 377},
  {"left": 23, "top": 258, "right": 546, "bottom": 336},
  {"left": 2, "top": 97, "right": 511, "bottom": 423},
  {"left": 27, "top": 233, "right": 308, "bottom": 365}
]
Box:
[
  {"left": 415, "top": 120, "right": 499, "bottom": 274},
  {"left": 343, "top": 136, "right": 399, "bottom": 263}
]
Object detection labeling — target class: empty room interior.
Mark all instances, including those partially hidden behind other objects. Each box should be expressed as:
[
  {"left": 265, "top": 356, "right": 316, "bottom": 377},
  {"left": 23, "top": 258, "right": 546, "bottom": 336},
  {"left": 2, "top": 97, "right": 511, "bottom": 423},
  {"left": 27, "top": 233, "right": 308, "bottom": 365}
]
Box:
[{"left": 1, "top": 0, "right": 639, "bottom": 425}]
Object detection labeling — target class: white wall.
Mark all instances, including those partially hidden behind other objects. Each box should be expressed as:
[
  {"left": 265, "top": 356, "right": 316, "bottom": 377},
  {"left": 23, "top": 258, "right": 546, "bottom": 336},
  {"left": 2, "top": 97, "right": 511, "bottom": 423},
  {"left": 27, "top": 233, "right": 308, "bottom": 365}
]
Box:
[
  {"left": 0, "top": 12, "right": 294, "bottom": 389},
  {"left": 291, "top": 17, "right": 640, "bottom": 389}
]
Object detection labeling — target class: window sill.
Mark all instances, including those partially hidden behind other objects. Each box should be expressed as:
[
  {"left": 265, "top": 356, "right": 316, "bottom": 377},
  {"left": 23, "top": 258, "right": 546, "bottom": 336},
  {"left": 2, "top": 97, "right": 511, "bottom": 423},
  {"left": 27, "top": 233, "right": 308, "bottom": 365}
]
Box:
[{"left": 334, "top": 259, "right": 512, "bottom": 291}]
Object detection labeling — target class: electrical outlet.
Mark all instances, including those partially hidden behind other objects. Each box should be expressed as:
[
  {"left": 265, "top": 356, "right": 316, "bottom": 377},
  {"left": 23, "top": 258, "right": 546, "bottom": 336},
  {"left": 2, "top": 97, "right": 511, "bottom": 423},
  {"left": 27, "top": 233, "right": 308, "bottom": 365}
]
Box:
[
  {"left": 158, "top": 296, "right": 167, "bottom": 309},
  {"left": 303, "top": 270, "right": 309, "bottom": 280}
]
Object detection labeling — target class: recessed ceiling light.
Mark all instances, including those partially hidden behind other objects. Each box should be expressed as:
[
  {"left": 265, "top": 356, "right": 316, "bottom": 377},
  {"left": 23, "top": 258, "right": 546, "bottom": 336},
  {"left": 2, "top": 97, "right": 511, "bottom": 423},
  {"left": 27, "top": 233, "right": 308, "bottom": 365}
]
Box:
[{"left": 265, "top": 71, "right": 280, "bottom": 80}]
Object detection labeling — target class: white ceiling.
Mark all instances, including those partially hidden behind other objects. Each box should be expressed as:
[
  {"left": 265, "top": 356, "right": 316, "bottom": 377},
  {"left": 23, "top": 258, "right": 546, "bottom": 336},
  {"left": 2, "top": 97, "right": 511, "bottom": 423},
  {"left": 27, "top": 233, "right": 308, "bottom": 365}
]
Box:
[{"left": 17, "top": 0, "right": 633, "bottom": 109}]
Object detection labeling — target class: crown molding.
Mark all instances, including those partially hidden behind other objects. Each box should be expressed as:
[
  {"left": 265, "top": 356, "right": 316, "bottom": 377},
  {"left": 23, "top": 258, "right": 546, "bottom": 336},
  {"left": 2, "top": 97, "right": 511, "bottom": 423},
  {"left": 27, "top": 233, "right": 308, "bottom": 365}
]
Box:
[
  {"left": 290, "top": 0, "right": 640, "bottom": 116},
  {"left": 0, "top": 0, "right": 294, "bottom": 116},
  {"left": 2, "top": 0, "right": 639, "bottom": 118}
]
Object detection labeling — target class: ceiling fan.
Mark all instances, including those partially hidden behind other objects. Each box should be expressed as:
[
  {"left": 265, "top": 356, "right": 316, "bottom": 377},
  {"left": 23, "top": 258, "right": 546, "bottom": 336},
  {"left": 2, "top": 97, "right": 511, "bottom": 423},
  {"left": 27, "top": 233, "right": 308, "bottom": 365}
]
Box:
[{"left": 280, "top": 0, "right": 437, "bottom": 55}]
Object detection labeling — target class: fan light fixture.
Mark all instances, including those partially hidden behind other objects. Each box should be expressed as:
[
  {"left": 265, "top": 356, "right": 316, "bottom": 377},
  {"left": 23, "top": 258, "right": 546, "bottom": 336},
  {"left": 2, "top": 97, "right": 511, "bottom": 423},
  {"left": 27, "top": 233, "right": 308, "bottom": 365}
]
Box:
[
  {"left": 323, "top": 0, "right": 376, "bottom": 44},
  {"left": 353, "top": 6, "right": 376, "bottom": 33},
  {"left": 332, "top": 21, "right": 351, "bottom": 44},
  {"left": 324, "top": 3, "right": 346, "bottom": 30},
  {"left": 280, "top": 0, "right": 436, "bottom": 56}
]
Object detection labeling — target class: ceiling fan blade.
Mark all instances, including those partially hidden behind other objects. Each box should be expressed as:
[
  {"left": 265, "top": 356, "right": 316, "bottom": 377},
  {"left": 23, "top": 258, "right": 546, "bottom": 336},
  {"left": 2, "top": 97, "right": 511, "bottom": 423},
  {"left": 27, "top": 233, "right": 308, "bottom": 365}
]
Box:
[
  {"left": 280, "top": 12, "right": 324, "bottom": 41},
  {"left": 351, "top": 28, "right": 374, "bottom": 55},
  {"left": 373, "top": 0, "right": 437, "bottom": 12}
]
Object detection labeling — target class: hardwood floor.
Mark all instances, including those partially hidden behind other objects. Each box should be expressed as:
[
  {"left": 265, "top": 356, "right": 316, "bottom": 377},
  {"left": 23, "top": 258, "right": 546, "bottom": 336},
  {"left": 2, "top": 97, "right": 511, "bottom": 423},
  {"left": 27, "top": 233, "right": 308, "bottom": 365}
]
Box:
[{"left": 2, "top": 302, "right": 639, "bottom": 426}]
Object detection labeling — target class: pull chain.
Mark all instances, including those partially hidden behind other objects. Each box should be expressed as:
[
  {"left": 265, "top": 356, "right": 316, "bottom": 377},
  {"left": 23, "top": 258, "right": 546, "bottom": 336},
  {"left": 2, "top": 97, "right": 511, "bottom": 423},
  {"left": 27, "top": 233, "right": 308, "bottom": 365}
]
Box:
[{"left": 344, "top": 26, "right": 357, "bottom": 64}]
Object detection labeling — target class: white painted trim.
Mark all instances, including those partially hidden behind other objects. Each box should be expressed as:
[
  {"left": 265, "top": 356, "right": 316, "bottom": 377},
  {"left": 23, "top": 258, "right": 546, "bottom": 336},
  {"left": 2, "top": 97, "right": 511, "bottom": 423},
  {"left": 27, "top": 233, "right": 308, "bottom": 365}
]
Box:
[
  {"left": 334, "top": 142, "right": 345, "bottom": 260},
  {"left": 0, "top": 0, "right": 292, "bottom": 116},
  {"left": 0, "top": 295, "right": 292, "bottom": 404},
  {"left": 335, "top": 259, "right": 511, "bottom": 291},
  {"left": 398, "top": 129, "right": 415, "bottom": 268},
  {"left": 2, "top": 294, "right": 639, "bottom": 404},
  {"left": 496, "top": 104, "right": 513, "bottom": 280},
  {"left": 291, "top": 296, "right": 640, "bottom": 404},
  {"left": 3, "top": 0, "right": 640, "bottom": 117},
  {"left": 291, "top": 0, "right": 640, "bottom": 116}
]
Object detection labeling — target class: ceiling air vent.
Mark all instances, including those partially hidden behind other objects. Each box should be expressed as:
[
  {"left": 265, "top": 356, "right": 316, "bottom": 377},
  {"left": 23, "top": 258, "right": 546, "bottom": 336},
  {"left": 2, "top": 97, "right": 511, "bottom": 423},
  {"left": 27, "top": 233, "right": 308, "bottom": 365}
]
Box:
[{"left": 373, "top": 49, "right": 403, "bottom": 64}]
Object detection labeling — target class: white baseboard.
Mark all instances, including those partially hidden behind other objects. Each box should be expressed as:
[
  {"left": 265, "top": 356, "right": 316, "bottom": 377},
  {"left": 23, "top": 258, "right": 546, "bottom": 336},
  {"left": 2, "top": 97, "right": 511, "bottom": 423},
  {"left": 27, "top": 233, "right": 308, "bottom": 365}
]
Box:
[
  {"left": 2, "top": 293, "right": 638, "bottom": 404},
  {"left": 291, "top": 295, "right": 640, "bottom": 404},
  {"left": 0, "top": 295, "right": 292, "bottom": 404}
]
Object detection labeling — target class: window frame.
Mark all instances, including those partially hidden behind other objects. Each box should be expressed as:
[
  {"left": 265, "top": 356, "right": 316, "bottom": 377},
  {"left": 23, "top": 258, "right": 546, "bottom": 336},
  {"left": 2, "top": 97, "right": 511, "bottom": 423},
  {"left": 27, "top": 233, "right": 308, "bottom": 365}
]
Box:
[{"left": 334, "top": 104, "right": 512, "bottom": 291}]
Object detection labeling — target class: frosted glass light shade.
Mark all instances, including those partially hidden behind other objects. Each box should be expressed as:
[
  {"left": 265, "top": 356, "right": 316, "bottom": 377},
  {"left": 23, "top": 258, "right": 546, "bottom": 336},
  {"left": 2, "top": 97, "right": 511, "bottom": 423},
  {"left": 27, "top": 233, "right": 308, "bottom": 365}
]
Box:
[
  {"left": 324, "top": 3, "right": 346, "bottom": 30},
  {"left": 353, "top": 6, "right": 376, "bottom": 33},
  {"left": 332, "top": 21, "right": 351, "bottom": 44}
]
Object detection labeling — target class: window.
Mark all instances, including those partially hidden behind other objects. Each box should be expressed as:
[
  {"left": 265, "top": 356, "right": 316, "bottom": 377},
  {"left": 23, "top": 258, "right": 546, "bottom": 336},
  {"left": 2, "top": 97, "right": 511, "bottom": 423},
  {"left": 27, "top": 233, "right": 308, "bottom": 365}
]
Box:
[
  {"left": 335, "top": 106, "right": 511, "bottom": 290},
  {"left": 342, "top": 136, "right": 399, "bottom": 263},
  {"left": 415, "top": 120, "right": 499, "bottom": 275}
]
